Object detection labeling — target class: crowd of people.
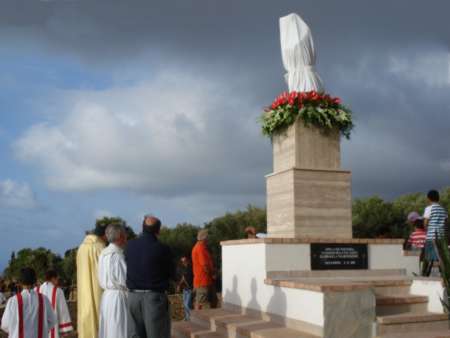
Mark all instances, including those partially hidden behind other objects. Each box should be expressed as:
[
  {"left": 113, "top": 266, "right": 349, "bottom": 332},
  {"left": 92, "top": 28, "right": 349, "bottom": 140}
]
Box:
[
  {"left": 0, "top": 190, "right": 447, "bottom": 338},
  {"left": 1, "top": 267, "right": 73, "bottom": 338},
  {"left": 76, "top": 214, "right": 217, "bottom": 338},
  {"left": 0, "top": 214, "right": 217, "bottom": 338}
]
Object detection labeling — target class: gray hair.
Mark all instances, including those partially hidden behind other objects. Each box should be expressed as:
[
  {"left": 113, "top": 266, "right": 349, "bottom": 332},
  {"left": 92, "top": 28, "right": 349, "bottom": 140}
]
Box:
[
  {"left": 197, "top": 229, "right": 208, "bottom": 241},
  {"left": 105, "top": 223, "right": 125, "bottom": 243}
]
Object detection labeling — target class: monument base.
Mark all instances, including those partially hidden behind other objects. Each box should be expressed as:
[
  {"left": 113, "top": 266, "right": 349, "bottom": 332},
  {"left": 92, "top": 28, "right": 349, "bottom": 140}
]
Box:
[
  {"left": 267, "top": 168, "right": 352, "bottom": 238},
  {"left": 217, "top": 238, "right": 446, "bottom": 338}
]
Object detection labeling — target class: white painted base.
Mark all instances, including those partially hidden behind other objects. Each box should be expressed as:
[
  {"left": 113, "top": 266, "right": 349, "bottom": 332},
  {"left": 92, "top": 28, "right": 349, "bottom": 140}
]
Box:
[{"left": 221, "top": 241, "right": 436, "bottom": 338}]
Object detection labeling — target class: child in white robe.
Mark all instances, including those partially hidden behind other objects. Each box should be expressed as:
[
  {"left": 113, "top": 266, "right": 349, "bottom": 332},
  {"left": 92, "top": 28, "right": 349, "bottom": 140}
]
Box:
[
  {"left": 37, "top": 270, "right": 73, "bottom": 338},
  {"left": 1, "top": 267, "right": 56, "bottom": 338}
]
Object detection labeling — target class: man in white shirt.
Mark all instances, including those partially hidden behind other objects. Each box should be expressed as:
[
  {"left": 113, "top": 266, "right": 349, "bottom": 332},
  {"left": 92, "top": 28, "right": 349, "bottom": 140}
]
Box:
[
  {"left": 1, "top": 267, "right": 56, "bottom": 338},
  {"left": 98, "top": 223, "right": 128, "bottom": 338},
  {"left": 37, "top": 270, "right": 73, "bottom": 338}
]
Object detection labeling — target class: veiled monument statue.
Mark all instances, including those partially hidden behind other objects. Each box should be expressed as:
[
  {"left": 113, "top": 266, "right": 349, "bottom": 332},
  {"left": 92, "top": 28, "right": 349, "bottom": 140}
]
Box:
[
  {"left": 173, "top": 13, "right": 448, "bottom": 338},
  {"left": 267, "top": 13, "right": 352, "bottom": 239}
]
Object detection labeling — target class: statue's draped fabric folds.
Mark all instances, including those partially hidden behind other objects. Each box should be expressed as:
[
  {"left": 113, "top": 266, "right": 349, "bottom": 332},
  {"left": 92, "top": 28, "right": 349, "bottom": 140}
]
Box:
[{"left": 279, "top": 13, "right": 324, "bottom": 92}]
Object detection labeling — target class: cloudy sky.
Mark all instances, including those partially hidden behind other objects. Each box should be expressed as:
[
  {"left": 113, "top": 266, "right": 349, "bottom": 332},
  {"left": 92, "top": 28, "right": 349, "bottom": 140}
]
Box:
[{"left": 1, "top": 0, "right": 449, "bottom": 270}]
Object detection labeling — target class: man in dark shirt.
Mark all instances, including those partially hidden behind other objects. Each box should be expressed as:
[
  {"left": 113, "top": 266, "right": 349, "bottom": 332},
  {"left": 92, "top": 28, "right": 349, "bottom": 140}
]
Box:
[
  {"left": 125, "top": 215, "right": 174, "bottom": 338},
  {"left": 176, "top": 256, "right": 193, "bottom": 321}
]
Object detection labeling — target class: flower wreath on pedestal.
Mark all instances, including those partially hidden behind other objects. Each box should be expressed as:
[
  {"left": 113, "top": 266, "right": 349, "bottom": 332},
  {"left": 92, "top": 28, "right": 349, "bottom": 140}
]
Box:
[{"left": 260, "top": 91, "right": 353, "bottom": 139}]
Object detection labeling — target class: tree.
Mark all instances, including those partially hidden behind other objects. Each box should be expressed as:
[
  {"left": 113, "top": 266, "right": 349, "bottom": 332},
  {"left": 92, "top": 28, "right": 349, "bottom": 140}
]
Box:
[
  {"left": 94, "top": 216, "right": 137, "bottom": 240},
  {"left": 62, "top": 248, "right": 77, "bottom": 285},
  {"left": 3, "top": 248, "right": 63, "bottom": 281},
  {"left": 159, "top": 223, "right": 200, "bottom": 260},
  {"left": 352, "top": 196, "right": 406, "bottom": 238},
  {"left": 204, "top": 205, "right": 266, "bottom": 269}
]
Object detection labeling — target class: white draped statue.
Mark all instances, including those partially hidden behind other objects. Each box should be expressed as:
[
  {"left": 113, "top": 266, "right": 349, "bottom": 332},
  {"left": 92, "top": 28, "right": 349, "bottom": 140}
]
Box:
[{"left": 279, "top": 13, "right": 324, "bottom": 92}]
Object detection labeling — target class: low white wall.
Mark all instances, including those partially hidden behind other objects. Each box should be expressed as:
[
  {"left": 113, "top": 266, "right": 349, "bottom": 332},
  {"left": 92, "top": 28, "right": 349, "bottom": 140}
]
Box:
[
  {"left": 369, "top": 244, "right": 419, "bottom": 275},
  {"left": 222, "top": 244, "right": 324, "bottom": 327},
  {"left": 266, "top": 244, "right": 311, "bottom": 271},
  {"left": 410, "top": 279, "right": 445, "bottom": 313},
  {"left": 221, "top": 242, "right": 422, "bottom": 331}
]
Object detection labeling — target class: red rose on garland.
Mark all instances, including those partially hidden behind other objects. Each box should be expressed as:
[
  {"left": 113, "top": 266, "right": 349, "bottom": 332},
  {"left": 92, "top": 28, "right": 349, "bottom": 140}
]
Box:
[{"left": 260, "top": 91, "right": 353, "bottom": 139}]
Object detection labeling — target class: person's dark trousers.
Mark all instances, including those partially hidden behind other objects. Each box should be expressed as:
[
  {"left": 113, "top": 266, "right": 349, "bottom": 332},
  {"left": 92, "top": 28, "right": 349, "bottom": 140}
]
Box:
[{"left": 127, "top": 290, "right": 171, "bottom": 338}]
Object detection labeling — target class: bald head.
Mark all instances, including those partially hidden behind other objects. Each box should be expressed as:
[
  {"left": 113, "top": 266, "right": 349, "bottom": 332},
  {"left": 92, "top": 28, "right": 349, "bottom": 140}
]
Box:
[{"left": 142, "top": 215, "right": 162, "bottom": 235}]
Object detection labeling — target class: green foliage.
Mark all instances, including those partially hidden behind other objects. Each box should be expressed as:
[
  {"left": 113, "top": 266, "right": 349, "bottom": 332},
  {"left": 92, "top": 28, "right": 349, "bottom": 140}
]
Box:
[
  {"left": 3, "top": 247, "right": 63, "bottom": 282},
  {"left": 260, "top": 91, "right": 353, "bottom": 139},
  {"left": 94, "top": 216, "right": 137, "bottom": 240},
  {"left": 204, "top": 205, "right": 266, "bottom": 268},
  {"left": 62, "top": 248, "right": 77, "bottom": 285},
  {"left": 352, "top": 188, "right": 450, "bottom": 239},
  {"left": 4, "top": 188, "right": 450, "bottom": 286},
  {"left": 159, "top": 223, "right": 200, "bottom": 260},
  {"left": 352, "top": 196, "right": 406, "bottom": 238}
]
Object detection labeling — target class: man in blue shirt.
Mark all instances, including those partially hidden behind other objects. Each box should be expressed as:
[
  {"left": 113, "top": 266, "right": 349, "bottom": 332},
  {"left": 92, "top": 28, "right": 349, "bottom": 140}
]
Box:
[{"left": 125, "top": 215, "right": 174, "bottom": 338}]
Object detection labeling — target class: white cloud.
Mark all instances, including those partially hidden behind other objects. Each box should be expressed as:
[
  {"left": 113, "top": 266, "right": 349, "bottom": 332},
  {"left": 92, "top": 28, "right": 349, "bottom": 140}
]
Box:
[
  {"left": 388, "top": 51, "right": 450, "bottom": 88},
  {"left": 0, "top": 179, "right": 37, "bottom": 209},
  {"left": 14, "top": 69, "right": 269, "bottom": 197}
]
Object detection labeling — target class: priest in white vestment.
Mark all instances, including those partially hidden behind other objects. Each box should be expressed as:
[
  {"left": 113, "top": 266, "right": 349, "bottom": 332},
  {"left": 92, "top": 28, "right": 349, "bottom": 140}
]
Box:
[
  {"left": 98, "top": 223, "right": 128, "bottom": 338},
  {"left": 77, "top": 225, "right": 107, "bottom": 338},
  {"left": 37, "top": 270, "right": 73, "bottom": 338},
  {"left": 1, "top": 268, "right": 56, "bottom": 338}
]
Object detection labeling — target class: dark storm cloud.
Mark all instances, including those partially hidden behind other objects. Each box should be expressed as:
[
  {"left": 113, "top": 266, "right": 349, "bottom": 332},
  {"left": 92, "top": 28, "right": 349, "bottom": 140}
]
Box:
[{"left": 3, "top": 0, "right": 450, "bottom": 199}]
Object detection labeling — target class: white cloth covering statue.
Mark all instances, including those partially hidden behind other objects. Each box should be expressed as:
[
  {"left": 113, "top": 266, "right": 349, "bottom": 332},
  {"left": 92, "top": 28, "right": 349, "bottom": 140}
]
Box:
[{"left": 279, "top": 13, "right": 324, "bottom": 92}]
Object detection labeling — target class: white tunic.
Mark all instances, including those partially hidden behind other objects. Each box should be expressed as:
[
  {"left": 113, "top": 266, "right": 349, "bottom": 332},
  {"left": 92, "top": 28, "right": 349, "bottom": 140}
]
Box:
[
  {"left": 98, "top": 243, "right": 128, "bottom": 338},
  {"left": 1, "top": 289, "right": 56, "bottom": 338},
  {"left": 38, "top": 282, "right": 73, "bottom": 338}
]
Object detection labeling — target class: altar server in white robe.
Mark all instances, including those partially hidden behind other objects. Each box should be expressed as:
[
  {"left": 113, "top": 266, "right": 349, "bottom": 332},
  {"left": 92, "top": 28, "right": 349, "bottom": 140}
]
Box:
[
  {"left": 98, "top": 223, "right": 128, "bottom": 338},
  {"left": 1, "top": 268, "right": 56, "bottom": 338},
  {"left": 37, "top": 270, "right": 73, "bottom": 338}
]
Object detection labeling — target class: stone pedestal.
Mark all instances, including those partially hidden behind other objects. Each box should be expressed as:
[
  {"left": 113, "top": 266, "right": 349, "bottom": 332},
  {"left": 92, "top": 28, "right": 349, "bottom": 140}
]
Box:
[
  {"left": 272, "top": 120, "right": 341, "bottom": 172},
  {"left": 267, "top": 119, "right": 353, "bottom": 238},
  {"left": 267, "top": 168, "right": 352, "bottom": 238}
]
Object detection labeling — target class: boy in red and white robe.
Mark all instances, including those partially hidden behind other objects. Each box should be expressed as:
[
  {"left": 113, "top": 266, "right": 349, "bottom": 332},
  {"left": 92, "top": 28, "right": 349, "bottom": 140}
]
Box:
[
  {"left": 1, "top": 267, "right": 56, "bottom": 338},
  {"left": 37, "top": 270, "right": 73, "bottom": 338}
]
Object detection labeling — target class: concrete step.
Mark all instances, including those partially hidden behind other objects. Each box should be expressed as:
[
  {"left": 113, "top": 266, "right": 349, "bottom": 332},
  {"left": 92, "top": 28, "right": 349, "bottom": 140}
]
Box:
[
  {"left": 377, "top": 312, "right": 449, "bottom": 335},
  {"left": 373, "top": 282, "right": 412, "bottom": 297},
  {"left": 188, "top": 308, "right": 320, "bottom": 338},
  {"left": 214, "top": 314, "right": 268, "bottom": 336},
  {"left": 236, "top": 321, "right": 320, "bottom": 338},
  {"left": 190, "top": 308, "right": 238, "bottom": 329},
  {"left": 172, "top": 321, "right": 225, "bottom": 338},
  {"left": 376, "top": 329, "right": 450, "bottom": 338},
  {"left": 376, "top": 295, "right": 429, "bottom": 316}
]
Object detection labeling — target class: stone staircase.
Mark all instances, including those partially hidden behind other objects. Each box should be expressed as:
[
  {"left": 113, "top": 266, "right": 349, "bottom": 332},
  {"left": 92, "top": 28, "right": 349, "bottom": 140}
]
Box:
[
  {"left": 173, "top": 276, "right": 450, "bottom": 338},
  {"left": 172, "top": 308, "right": 320, "bottom": 338},
  {"left": 372, "top": 278, "right": 450, "bottom": 337},
  {"left": 172, "top": 306, "right": 450, "bottom": 338}
]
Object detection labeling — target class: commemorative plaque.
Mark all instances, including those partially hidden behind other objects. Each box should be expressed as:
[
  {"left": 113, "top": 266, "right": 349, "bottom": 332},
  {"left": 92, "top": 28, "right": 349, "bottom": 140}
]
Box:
[{"left": 310, "top": 243, "right": 368, "bottom": 270}]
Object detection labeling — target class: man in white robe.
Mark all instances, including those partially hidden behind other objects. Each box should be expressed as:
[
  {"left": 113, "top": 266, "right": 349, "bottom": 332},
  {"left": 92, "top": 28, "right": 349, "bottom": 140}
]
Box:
[
  {"left": 98, "top": 223, "right": 128, "bottom": 338},
  {"left": 37, "top": 270, "right": 73, "bottom": 338},
  {"left": 1, "top": 268, "right": 56, "bottom": 338}
]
